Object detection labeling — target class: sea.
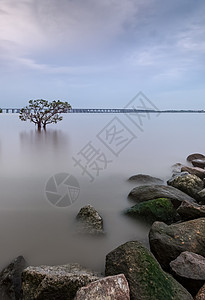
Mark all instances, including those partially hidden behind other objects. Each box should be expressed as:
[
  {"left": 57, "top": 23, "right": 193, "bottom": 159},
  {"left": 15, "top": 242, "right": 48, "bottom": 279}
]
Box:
[{"left": 0, "top": 111, "right": 204, "bottom": 272}]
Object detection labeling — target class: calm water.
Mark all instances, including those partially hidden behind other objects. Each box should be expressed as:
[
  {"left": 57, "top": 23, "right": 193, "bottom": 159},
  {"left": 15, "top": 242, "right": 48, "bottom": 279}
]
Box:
[{"left": 0, "top": 112, "right": 204, "bottom": 272}]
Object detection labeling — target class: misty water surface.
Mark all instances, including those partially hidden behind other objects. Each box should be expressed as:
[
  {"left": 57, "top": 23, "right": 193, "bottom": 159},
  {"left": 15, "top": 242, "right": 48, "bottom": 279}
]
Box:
[{"left": 0, "top": 112, "right": 204, "bottom": 272}]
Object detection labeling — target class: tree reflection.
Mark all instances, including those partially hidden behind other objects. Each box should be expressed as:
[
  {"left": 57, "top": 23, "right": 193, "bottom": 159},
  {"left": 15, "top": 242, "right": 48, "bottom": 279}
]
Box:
[{"left": 19, "top": 129, "right": 69, "bottom": 157}]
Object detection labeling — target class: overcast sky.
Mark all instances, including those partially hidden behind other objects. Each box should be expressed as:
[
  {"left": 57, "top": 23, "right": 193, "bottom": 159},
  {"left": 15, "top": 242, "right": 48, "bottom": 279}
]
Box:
[{"left": 0, "top": 0, "right": 205, "bottom": 109}]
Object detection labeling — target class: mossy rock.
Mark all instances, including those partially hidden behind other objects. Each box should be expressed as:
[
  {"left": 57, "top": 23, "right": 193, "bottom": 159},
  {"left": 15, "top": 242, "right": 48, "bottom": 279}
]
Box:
[
  {"left": 124, "top": 198, "right": 178, "bottom": 224},
  {"left": 105, "top": 241, "right": 193, "bottom": 300}
]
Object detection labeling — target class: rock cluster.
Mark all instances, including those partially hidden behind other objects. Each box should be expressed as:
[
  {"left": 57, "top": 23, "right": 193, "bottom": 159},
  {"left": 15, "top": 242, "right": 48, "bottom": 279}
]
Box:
[{"left": 1, "top": 153, "right": 205, "bottom": 299}]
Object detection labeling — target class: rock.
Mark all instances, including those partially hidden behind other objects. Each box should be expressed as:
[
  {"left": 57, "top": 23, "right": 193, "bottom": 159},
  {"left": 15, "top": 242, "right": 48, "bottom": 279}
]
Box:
[
  {"left": 172, "top": 163, "right": 184, "bottom": 174},
  {"left": 167, "top": 174, "right": 204, "bottom": 201},
  {"left": 170, "top": 251, "right": 205, "bottom": 296},
  {"left": 105, "top": 241, "right": 193, "bottom": 300},
  {"left": 21, "top": 263, "right": 101, "bottom": 300},
  {"left": 177, "top": 201, "right": 205, "bottom": 220},
  {"left": 149, "top": 218, "right": 205, "bottom": 271},
  {"left": 128, "top": 185, "right": 196, "bottom": 207},
  {"left": 124, "top": 198, "right": 178, "bottom": 224},
  {"left": 197, "top": 188, "right": 205, "bottom": 204},
  {"left": 74, "top": 274, "right": 130, "bottom": 300},
  {"left": 186, "top": 153, "right": 205, "bottom": 162},
  {"left": 0, "top": 256, "right": 27, "bottom": 300},
  {"left": 181, "top": 166, "right": 205, "bottom": 179},
  {"left": 192, "top": 159, "right": 205, "bottom": 168},
  {"left": 76, "top": 205, "right": 104, "bottom": 235},
  {"left": 195, "top": 283, "right": 205, "bottom": 300},
  {"left": 128, "top": 174, "right": 164, "bottom": 185}
]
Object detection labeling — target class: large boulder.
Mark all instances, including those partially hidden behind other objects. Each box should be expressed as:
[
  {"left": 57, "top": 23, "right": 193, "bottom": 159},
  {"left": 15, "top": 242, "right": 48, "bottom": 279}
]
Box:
[
  {"left": 149, "top": 218, "right": 205, "bottom": 270},
  {"left": 170, "top": 251, "right": 205, "bottom": 296},
  {"left": 0, "top": 256, "right": 27, "bottom": 300},
  {"left": 177, "top": 201, "right": 205, "bottom": 220},
  {"left": 195, "top": 283, "right": 205, "bottom": 300},
  {"left": 76, "top": 205, "right": 104, "bottom": 235},
  {"left": 128, "top": 174, "right": 164, "bottom": 185},
  {"left": 74, "top": 274, "right": 130, "bottom": 300},
  {"left": 192, "top": 159, "right": 205, "bottom": 168},
  {"left": 181, "top": 166, "right": 205, "bottom": 179},
  {"left": 124, "top": 198, "right": 178, "bottom": 224},
  {"left": 21, "top": 263, "right": 101, "bottom": 300},
  {"left": 105, "top": 241, "right": 193, "bottom": 300},
  {"left": 186, "top": 153, "right": 205, "bottom": 162},
  {"left": 128, "top": 185, "right": 196, "bottom": 207},
  {"left": 167, "top": 174, "right": 204, "bottom": 201}
]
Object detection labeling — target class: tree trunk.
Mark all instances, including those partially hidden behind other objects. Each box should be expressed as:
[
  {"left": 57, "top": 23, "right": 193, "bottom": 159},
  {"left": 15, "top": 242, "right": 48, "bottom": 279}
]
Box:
[
  {"left": 43, "top": 123, "right": 46, "bottom": 130},
  {"left": 37, "top": 122, "right": 41, "bottom": 131}
]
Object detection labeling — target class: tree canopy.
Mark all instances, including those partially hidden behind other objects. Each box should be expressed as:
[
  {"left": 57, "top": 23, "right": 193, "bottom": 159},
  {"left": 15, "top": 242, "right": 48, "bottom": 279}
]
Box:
[{"left": 19, "top": 99, "right": 71, "bottom": 130}]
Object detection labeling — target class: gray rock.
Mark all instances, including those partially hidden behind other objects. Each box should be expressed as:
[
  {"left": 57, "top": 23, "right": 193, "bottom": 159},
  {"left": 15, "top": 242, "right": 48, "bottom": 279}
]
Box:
[
  {"left": 149, "top": 218, "right": 205, "bottom": 271},
  {"left": 172, "top": 163, "right": 184, "bottom": 174},
  {"left": 21, "top": 263, "right": 101, "bottom": 300},
  {"left": 167, "top": 174, "right": 204, "bottom": 201},
  {"left": 186, "top": 153, "right": 205, "bottom": 162},
  {"left": 74, "top": 274, "right": 130, "bottom": 300},
  {"left": 105, "top": 241, "right": 193, "bottom": 300},
  {"left": 197, "top": 188, "right": 205, "bottom": 204},
  {"left": 177, "top": 201, "right": 205, "bottom": 220},
  {"left": 0, "top": 256, "right": 27, "bottom": 300},
  {"left": 128, "top": 174, "right": 164, "bottom": 185},
  {"left": 181, "top": 166, "right": 205, "bottom": 179},
  {"left": 170, "top": 251, "right": 205, "bottom": 295},
  {"left": 195, "top": 283, "right": 205, "bottom": 300},
  {"left": 192, "top": 159, "right": 205, "bottom": 168},
  {"left": 128, "top": 185, "right": 196, "bottom": 207},
  {"left": 76, "top": 205, "right": 104, "bottom": 235}
]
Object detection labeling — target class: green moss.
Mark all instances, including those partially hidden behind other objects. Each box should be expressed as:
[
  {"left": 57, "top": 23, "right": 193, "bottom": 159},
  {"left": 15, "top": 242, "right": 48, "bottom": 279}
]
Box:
[
  {"left": 124, "top": 198, "right": 177, "bottom": 224},
  {"left": 133, "top": 243, "right": 188, "bottom": 300}
]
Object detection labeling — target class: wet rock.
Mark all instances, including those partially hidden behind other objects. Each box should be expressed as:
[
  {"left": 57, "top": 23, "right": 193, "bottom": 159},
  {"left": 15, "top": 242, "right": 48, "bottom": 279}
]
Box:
[
  {"left": 76, "top": 205, "right": 104, "bottom": 235},
  {"left": 195, "top": 283, "right": 205, "bottom": 300},
  {"left": 192, "top": 159, "right": 205, "bottom": 168},
  {"left": 128, "top": 174, "right": 164, "bottom": 185},
  {"left": 124, "top": 198, "right": 178, "bottom": 224},
  {"left": 186, "top": 153, "right": 205, "bottom": 162},
  {"left": 105, "top": 241, "right": 193, "bottom": 300},
  {"left": 181, "top": 166, "right": 205, "bottom": 179},
  {"left": 75, "top": 274, "right": 130, "bottom": 300},
  {"left": 172, "top": 163, "right": 184, "bottom": 175},
  {"left": 149, "top": 218, "right": 205, "bottom": 271},
  {"left": 167, "top": 174, "right": 204, "bottom": 201},
  {"left": 0, "top": 255, "right": 27, "bottom": 300},
  {"left": 197, "top": 188, "right": 205, "bottom": 204},
  {"left": 170, "top": 251, "right": 205, "bottom": 296},
  {"left": 21, "top": 263, "right": 101, "bottom": 300},
  {"left": 177, "top": 201, "right": 205, "bottom": 220},
  {"left": 128, "top": 185, "right": 196, "bottom": 207}
]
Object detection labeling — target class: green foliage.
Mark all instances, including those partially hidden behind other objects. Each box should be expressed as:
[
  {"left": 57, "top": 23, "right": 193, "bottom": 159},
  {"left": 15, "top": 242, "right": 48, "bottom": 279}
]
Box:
[
  {"left": 0, "top": 108, "right": 2, "bottom": 113},
  {"left": 19, "top": 99, "right": 71, "bottom": 130}
]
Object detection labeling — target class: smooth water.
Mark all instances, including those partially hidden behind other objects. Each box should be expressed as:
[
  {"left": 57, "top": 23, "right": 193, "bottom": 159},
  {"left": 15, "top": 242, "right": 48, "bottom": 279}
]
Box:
[{"left": 0, "top": 112, "right": 204, "bottom": 272}]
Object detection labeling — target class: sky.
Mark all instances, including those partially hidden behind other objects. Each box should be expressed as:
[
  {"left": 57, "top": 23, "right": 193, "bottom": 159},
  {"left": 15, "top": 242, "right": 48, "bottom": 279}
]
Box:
[{"left": 0, "top": 0, "right": 205, "bottom": 109}]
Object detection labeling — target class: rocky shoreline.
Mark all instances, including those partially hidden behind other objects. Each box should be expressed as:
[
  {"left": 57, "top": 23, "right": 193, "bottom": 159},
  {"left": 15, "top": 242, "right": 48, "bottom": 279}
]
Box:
[{"left": 1, "top": 153, "right": 205, "bottom": 299}]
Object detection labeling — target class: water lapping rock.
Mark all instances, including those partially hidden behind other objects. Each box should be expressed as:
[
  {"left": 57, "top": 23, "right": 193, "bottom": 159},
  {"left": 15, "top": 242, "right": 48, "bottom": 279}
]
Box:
[
  {"left": 128, "top": 184, "right": 196, "bottom": 207},
  {"left": 0, "top": 255, "right": 27, "bottom": 300},
  {"left": 75, "top": 204, "right": 105, "bottom": 235}
]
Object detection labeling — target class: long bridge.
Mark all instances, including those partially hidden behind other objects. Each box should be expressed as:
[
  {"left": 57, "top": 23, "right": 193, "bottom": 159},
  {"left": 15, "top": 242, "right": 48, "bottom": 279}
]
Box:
[
  {"left": 1, "top": 108, "right": 159, "bottom": 113},
  {"left": 1, "top": 108, "right": 205, "bottom": 113}
]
